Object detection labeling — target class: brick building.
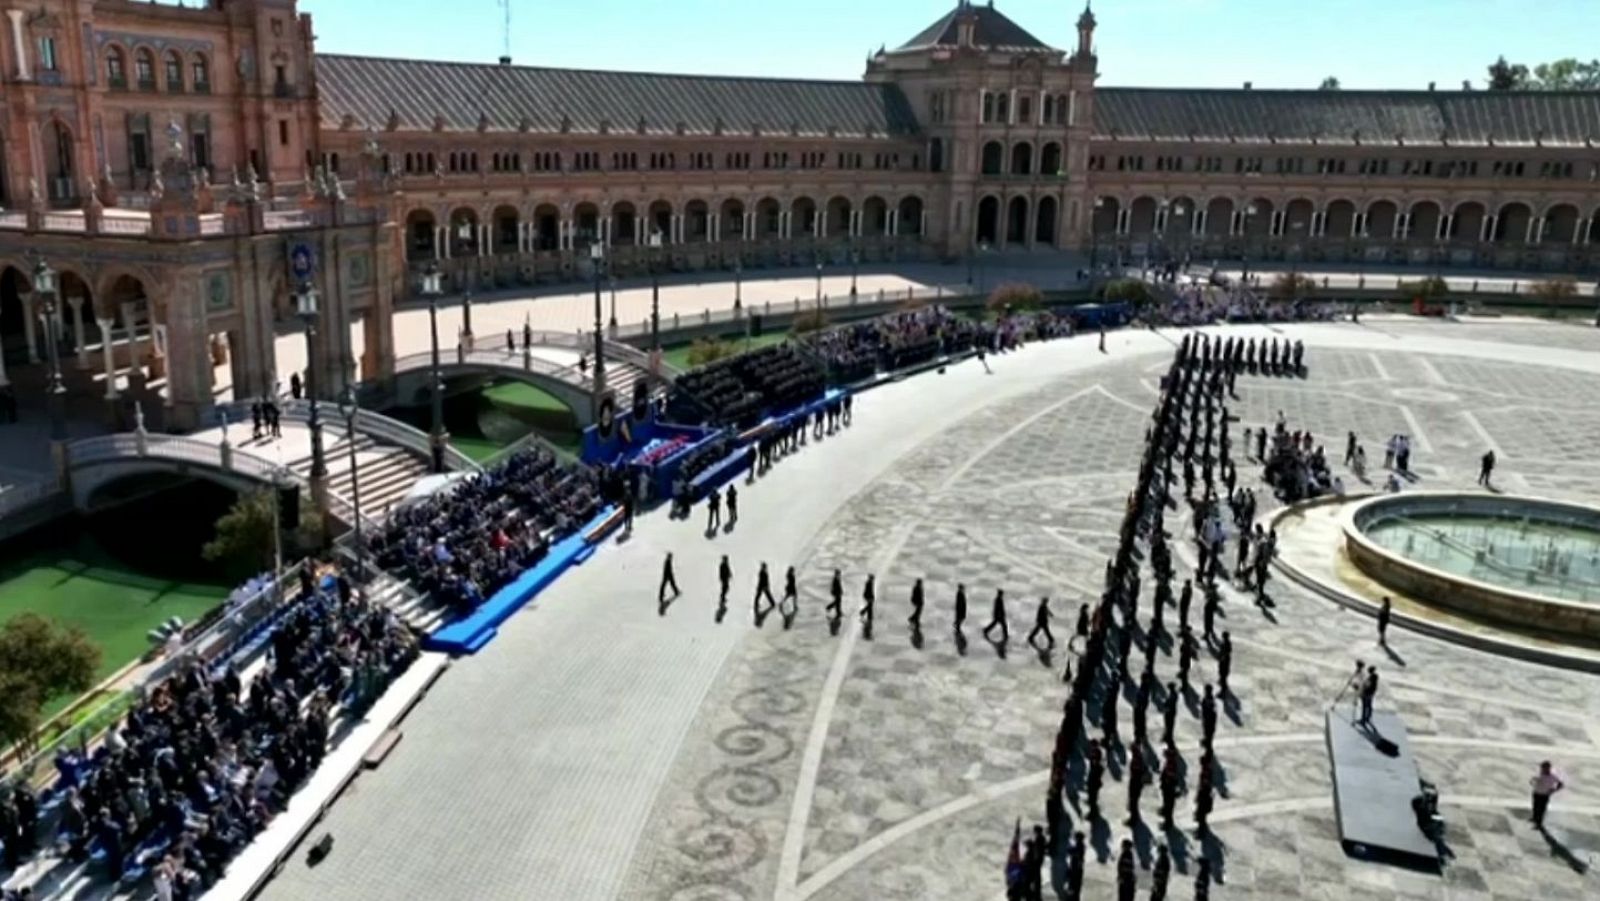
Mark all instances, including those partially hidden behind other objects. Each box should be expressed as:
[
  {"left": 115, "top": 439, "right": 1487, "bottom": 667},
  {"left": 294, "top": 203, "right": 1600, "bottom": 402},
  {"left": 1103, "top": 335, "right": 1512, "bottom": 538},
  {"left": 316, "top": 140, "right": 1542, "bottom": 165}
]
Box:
[{"left": 1, "top": 0, "right": 1597, "bottom": 427}]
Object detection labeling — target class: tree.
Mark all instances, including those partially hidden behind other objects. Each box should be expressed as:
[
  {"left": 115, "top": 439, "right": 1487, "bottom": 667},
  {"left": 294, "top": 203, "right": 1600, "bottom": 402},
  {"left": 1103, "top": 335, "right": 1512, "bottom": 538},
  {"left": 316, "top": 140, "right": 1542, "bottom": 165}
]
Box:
[
  {"left": 1530, "top": 277, "right": 1580, "bottom": 301},
  {"left": 686, "top": 337, "right": 736, "bottom": 367},
  {"left": 1486, "top": 55, "right": 1530, "bottom": 90},
  {"left": 1318, "top": 76, "right": 1341, "bottom": 90},
  {"left": 1398, "top": 275, "right": 1450, "bottom": 300},
  {"left": 203, "top": 489, "right": 278, "bottom": 574},
  {"left": 1530, "top": 58, "right": 1600, "bottom": 90},
  {"left": 1269, "top": 272, "right": 1317, "bottom": 300},
  {"left": 1101, "top": 278, "right": 1157, "bottom": 308},
  {"left": 986, "top": 282, "right": 1044, "bottom": 314},
  {"left": 0, "top": 614, "right": 101, "bottom": 750}
]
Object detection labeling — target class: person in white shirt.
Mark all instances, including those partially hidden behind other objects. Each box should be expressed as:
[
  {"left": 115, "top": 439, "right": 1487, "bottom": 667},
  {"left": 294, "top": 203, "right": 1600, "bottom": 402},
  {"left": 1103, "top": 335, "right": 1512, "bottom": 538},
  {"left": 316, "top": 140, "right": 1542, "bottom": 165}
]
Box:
[{"left": 1530, "top": 760, "right": 1566, "bottom": 828}]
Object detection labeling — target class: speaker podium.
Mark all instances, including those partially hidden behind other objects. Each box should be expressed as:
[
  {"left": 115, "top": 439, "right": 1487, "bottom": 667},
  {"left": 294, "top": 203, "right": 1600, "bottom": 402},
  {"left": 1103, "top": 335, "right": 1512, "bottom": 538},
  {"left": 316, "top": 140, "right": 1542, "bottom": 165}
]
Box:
[{"left": 1325, "top": 709, "right": 1440, "bottom": 869}]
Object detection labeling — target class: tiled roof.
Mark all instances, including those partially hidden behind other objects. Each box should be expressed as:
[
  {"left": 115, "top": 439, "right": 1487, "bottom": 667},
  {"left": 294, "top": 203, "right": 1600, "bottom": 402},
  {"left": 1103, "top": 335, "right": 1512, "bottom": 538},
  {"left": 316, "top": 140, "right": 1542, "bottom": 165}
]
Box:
[
  {"left": 1093, "top": 88, "right": 1600, "bottom": 146},
  {"left": 896, "top": 2, "right": 1056, "bottom": 53},
  {"left": 314, "top": 55, "right": 920, "bottom": 138}
]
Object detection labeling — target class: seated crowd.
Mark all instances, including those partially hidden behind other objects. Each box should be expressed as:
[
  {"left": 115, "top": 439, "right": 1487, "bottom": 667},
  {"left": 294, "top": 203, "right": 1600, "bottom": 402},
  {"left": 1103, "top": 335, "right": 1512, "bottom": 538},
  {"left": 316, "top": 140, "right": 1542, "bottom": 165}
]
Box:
[
  {"left": 672, "top": 345, "right": 825, "bottom": 427},
  {"left": 0, "top": 577, "right": 418, "bottom": 897},
  {"left": 1147, "top": 278, "right": 1341, "bottom": 326},
  {"left": 369, "top": 447, "right": 602, "bottom": 614}
]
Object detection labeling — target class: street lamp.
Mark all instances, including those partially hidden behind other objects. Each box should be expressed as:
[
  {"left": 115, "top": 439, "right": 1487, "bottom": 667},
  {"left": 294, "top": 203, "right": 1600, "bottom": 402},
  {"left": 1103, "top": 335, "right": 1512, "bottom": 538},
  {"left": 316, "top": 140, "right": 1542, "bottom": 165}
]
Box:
[
  {"left": 421, "top": 262, "right": 448, "bottom": 474},
  {"left": 608, "top": 274, "right": 618, "bottom": 330},
  {"left": 337, "top": 385, "right": 365, "bottom": 585},
  {"left": 849, "top": 244, "right": 860, "bottom": 298},
  {"left": 589, "top": 242, "right": 607, "bottom": 418},
  {"left": 461, "top": 288, "right": 474, "bottom": 351},
  {"left": 648, "top": 231, "right": 663, "bottom": 353},
  {"left": 31, "top": 259, "right": 65, "bottom": 442},
  {"left": 1090, "top": 197, "right": 1106, "bottom": 272},
  {"left": 814, "top": 255, "right": 824, "bottom": 315},
  {"left": 294, "top": 281, "right": 326, "bottom": 482},
  {"left": 1241, "top": 202, "right": 1260, "bottom": 282},
  {"left": 733, "top": 257, "right": 743, "bottom": 312},
  {"left": 976, "top": 240, "right": 991, "bottom": 296}
]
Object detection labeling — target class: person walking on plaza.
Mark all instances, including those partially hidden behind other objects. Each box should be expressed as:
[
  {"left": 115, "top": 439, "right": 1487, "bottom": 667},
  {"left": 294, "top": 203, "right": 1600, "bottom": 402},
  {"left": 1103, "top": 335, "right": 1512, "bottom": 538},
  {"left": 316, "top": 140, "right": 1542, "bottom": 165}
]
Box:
[
  {"left": 1201, "top": 684, "right": 1218, "bottom": 745},
  {"left": 251, "top": 400, "right": 263, "bottom": 439},
  {"left": 1126, "top": 745, "right": 1149, "bottom": 824},
  {"left": 1115, "top": 838, "right": 1137, "bottom": 901},
  {"left": 859, "top": 574, "right": 876, "bottom": 629},
  {"left": 1027, "top": 597, "right": 1054, "bottom": 651},
  {"left": 1161, "top": 681, "right": 1180, "bottom": 747},
  {"left": 826, "top": 569, "right": 843, "bottom": 620},
  {"left": 1479, "top": 449, "right": 1496, "bottom": 487},
  {"left": 1377, "top": 596, "right": 1392, "bottom": 645},
  {"left": 726, "top": 483, "right": 739, "bottom": 526},
  {"left": 706, "top": 487, "right": 722, "bottom": 533},
  {"left": 1216, "top": 631, "right": 1233, "bottom": 697},
  {"left": 1084, "top": 739, "right": 1105, "bottom": 819},
  {"left": 781, "top": 565, "right": 799, "bottom": 619},
  {"left": 659, "top": 552, "right": 680, "bottom": 604},
  {"left": 1345, "top": 430, "right": 1357, "bottom": 466},
  {"left": 506, "top": 328, "right": 515, "bottom": 350},
  {"left": 953, "top": 583, "right": 968, "bottom": 634},
  {"left": 1150, "top": 844, "right": 1172, "bottom": 901},
  {"left": 1065, "top": 831, "right": 1086, "bottom": 901},
  {"left": 908, "top": 578, "right": 925, "bottom": 632},
  {"left": 1530, "top": 760, "right": 1565, "bottom": 829},
  {"left": 984, "top": 588, "right": 1010, "bottom": 644},
  {"left": 1159, "top": 747, "right": 1181, "bottom": 828},
  {"left": 753, "top": 562, "right": 775, "bottom": 622},
  {"left": 290, "top": 371, "right": 303, "bottom": 400},
  {"left": 1194, "top": 859, "right": 1213, "bottom": 901},
  {"left": 718, "top": 555, "right": 732, "bottom": 609},
  {"left": 1359, "top": 666, "right": 1379, "bottom": 726}
]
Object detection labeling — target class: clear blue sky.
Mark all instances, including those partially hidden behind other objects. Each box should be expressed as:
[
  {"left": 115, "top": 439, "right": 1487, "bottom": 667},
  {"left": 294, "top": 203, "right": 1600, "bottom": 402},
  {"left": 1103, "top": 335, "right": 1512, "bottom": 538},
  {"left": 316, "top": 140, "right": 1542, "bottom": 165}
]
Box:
[{"left": 300, "top": 0, "right": 1595, "bottom": 90}]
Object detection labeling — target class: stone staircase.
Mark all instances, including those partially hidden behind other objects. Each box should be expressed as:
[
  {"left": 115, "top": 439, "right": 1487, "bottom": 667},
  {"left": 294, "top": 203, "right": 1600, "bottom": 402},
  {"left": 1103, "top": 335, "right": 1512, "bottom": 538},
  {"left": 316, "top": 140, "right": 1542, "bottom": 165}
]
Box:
[{"left": 284, "top": 432, "right": 433, "bottom": 522}]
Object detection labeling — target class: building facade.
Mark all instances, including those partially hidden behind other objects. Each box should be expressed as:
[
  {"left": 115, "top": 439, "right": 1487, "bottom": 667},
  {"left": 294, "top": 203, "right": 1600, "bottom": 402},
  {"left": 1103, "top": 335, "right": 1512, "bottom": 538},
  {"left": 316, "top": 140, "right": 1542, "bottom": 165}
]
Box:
[{"left": 2, "top": 0, "right": 1599, "bottom": 427}]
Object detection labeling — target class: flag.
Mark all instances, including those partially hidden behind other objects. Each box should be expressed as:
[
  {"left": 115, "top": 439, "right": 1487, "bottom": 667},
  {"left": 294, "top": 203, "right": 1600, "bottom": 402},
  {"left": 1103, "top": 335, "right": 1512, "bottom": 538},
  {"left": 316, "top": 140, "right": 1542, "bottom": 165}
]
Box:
[{"left": 1004, "top": 817, "right": 1023, "bottom": 886}]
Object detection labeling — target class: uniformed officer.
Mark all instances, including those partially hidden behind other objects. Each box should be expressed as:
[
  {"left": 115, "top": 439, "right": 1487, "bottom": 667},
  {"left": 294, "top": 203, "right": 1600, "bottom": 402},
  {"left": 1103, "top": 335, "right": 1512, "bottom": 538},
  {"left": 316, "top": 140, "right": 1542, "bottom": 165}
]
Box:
[
  {"left": 983, "top": 589, "right": 1009, "bottom": 644},
  {"left": 826, "top": 569, "right": 843, "bottom": 619},
  {"left": 753, "top": 562, "right": 775, "bottom": 622},
  {"left": 659, "top": 552, "right": 680, "bottom": 603},
  {"left": 1027, "top": 597, "right": 1054, "bottom": 650},
  {"left": 953, "top": 583, "right": 968, "bottom": 633},
  {"left": 908, "top": 578, "right": 925, "bottom": 631},
  {"left": 859, "top": 574, "right": 876, "bottom": 627}
]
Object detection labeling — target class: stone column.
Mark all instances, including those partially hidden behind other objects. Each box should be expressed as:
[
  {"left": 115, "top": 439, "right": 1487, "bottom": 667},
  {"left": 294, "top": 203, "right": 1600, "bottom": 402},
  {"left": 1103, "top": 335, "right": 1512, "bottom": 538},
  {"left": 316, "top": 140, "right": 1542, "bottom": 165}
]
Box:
[
  {"left": 1440, "top": 215, "right": 1453, "bottom": 241},
  {"left": 888, "top": 209, "right": 899, "bottom": 237},
  {"left": 602, "top": 215, "right": 613, "bottom": 247},
  {"left": 481, "top": 223, "right": 491, "bottom": 256},
  {"left": 5, "top": 10, "right": 29, "bottom": 80},
  {"left": 1481, "top": 216, "right": 1495, "bottom": 242},
  {"left": 97, "top": 317, "right": 118, "bottom": 399},
  {"left": 1527, "top": 217, "right": 1542, "bottom": 243},
  {"left": 68, "top": 296, "right": 91, "bottom": 370},
  {"left": 120, "top": 303, "right": 143, "bottom": 380},
  {"left": 1576, "top": 219, "right": 1589, "bottom": 245},
  {"left": 162, "top": 278, "right": 214, "bottom": 430},
  {"left": 1350, "top": 215, "right": 1361, "bottom": 238}
]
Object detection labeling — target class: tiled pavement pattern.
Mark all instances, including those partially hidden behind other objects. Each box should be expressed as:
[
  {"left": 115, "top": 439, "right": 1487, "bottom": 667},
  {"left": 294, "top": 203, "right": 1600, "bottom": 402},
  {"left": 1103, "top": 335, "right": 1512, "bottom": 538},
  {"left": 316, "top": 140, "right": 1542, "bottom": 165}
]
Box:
[
  {"left": 618, "top": 330, "right": 1600, "bottom": 901},
  {"left": 261, "top": 320, "right": 1600, "bottom": 901}
]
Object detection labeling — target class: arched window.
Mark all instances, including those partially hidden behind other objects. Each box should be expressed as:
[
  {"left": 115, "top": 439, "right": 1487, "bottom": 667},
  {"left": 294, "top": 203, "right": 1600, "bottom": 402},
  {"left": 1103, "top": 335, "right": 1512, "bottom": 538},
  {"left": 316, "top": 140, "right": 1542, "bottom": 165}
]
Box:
[
  {"left": 164, "top": 50, "right": 184, "bottom": 92},
  {"left": 135, "top": 48, "right": 156, "bottom": 90},
  {"left": 105, "top": 48, "right": 127, "bottom": 88},
  {"left": 1043, "top": 96, "right": 1055, "bottom": 124},
  {"left": 191, "top": 53, "right": 211, "bottom": 92}
]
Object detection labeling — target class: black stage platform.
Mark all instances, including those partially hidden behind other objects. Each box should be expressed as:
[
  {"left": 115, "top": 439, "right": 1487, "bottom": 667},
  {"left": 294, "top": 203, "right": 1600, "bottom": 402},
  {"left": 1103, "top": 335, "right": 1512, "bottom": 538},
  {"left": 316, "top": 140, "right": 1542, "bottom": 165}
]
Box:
[{"left": 1325, "top": 709, "right": 1440, "bottom": 869}]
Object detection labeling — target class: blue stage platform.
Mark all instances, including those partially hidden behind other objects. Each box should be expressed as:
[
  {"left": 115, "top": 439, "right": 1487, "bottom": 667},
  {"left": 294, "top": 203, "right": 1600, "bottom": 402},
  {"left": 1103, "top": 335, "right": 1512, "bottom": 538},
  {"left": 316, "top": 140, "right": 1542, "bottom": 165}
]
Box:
[{"left": 425, "top": 507, "right": 617, "bottom": 655}]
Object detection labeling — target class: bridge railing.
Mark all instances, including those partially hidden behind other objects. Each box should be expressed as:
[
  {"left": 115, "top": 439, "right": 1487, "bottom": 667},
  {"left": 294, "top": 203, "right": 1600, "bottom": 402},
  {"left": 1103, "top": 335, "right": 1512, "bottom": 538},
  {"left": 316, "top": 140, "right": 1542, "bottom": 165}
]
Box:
[
  {"left": 276, "top": 400, "right": 480, "bottom": 473},
  {"left": 393, "top": 346, "right": 593, "bottom": 390}
]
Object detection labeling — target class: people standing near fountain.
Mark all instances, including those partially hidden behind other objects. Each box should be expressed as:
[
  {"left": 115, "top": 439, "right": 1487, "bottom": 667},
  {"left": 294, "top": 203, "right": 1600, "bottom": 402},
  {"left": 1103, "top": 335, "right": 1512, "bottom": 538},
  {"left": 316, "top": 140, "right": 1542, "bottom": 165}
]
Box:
[{"left": 1377, "top": 596, "right": 1392, "bottom": 644}]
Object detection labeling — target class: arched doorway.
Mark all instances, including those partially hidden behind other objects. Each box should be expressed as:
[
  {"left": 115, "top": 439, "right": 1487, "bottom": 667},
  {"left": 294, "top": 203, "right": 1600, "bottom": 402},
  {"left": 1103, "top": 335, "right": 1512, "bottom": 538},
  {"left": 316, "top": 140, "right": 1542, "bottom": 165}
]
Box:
[
  {"left": 1040, "top": 143, "right": 1063, "bottom": 176},
  {"left": 1366, "top": 200, "right": 1398, "bottom": 240},
  {"left": 861, "top": 196, "right": 889, "bottom": 237},
  {"left": 447, "top": 207, "right": 479, "bottom": 256},
  {"left": 756, "top": 197, "right": 782, "bottom": 239},
  {"left": 1493, "top": 202, "right": 1531, "bottom": 243},
  {"left": 0, "top": 265, "right": 33, "bottom": 370},
  {"left": 1542, "top": 204, "right": 1580, "bottom": 243},
  {"left": 1283, "top": 198, "right": 1314, "bottom": 241},
  {"left": 611, "top": 201, "right": 638, "bottom": 245},
  {"left": 976, "top": 196, "right": 1000, "bottom": 245},
  {"left": 1167, "top": 197, "right": 1197, "bottom": 239},
  {"left": 48, "top": 120, "right": 76, "bottom": 203},
  {"left": 573, "top": 202, "right": 601, "bottom": 247},
  {"left": 1450, "top": 202, "right": 1486, "bottom": 242},
  {"left": 1203, "top": 198, "right": 1233, "bottom": 238},
  {"left": 684, "top": 200, "right": 710, "bottom": 241},
  {"left": 981, "top": 141, "right": 1003, "bottom": 176},
  {"left": 1006, "top": 196, "right": 1028, "bottom": 245},
  {"left": 1092, "top": 197, "right": 1121, "bottom": 238},
  {"left": 1035, "top": 196, "right": 1058, "bottom": 246},
  {"left": 492, "top": 204, "right": 519, "bottom": 253},
  {"left": 405, "top": 209, "right": 437, "bottom": 262},
  {"left": 1244, "top": 199, "right": 1273, "bottom": 238},
  {"left": 898, "top": 196, "right": 925, "bottom": 238},
  {"left": 1010, "top": 142, "right": 1033, "bottom": 176},
  {"left": 1408, "top": 201, "right": 1442, "bottom": 242},
  {"left": 647, "top": 200, "right": 673, "bottom": 242},
  {"left": 825, "top": 196, "right": 852, "bottom": 238},
  {"left": 719, "top": 198, "right": 744, "bottom": 242},
  {"left": 533, "top": 204, "right": 560, "bottom": 251},
  {"left": 1325, "top": 200, "right": 1356, "bottom": 239},
  {"left": 1128, "top": 197, "right": 1158, "bottom": 238},
  {"left": 792, "top": 197, "right": 818, "bottom": 238}
]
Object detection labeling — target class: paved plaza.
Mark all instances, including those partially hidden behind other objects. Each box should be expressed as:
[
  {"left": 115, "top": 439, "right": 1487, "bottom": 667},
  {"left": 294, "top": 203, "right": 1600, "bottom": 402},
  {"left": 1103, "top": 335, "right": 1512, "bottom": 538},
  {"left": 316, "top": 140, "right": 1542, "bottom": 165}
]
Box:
[{"left": 249, "top": 316, "right": 1600, "bottom": 901}]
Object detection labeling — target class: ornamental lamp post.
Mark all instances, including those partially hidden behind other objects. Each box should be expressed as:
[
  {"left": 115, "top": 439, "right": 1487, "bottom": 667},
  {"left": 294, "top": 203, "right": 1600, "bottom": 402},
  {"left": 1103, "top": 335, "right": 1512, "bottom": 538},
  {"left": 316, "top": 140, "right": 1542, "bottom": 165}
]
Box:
[
  {"left": 1090, "top": 197, "right": 1106, "bottom": 273},
  {"left": 461, "top": 288, "right": 474, "bottom": 351},
  {"left": 733, "top": 257, "right": 743, "bottom": 313},
  {"left": 589, "top": 242, "right": 607, "bottom": 418},
  {"left": 648, "top": 231, "right": 663, "bottom": 354},
  {"left": 814, "top": 256, "right": 824, "bottom": 316},
  {"left": 337, "top": 385, "right": 366, "bottom": 585},
  {"left": 1241, "top": 202, "right": 1261, "bottom": 282},
  {"left": 849, "top": 243, "right": 860, "bottom": 298},
  {"left": 421, "top": 262, "right": 448, "bottom": 474},
  {"left": 32, "top": 259, "right": 65, "bottom": 443},
  {"left": 294, "top": 281, "right": 325, "bottom": 481}
]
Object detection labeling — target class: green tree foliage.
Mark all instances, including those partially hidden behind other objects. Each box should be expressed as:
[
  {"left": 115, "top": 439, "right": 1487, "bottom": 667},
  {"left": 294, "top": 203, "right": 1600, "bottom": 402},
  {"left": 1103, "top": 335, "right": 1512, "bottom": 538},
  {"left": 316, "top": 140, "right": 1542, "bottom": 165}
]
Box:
[
  {"left": 1318, "top": 76, "right": 1341, "bottom": 90},
  {"left": 1269, "top": 272, "right": 1317, "bottom": 300},
  {"left": 0, "top": 614, "right": 101, "bottom": 749},
  {"left": 789, "top": 309, "right": 829, "bottom": 335},
  {"left": 686, "top": 337, "right": 737, "bottom": 367},
  {"left": 1486, "top": 56, "right": 1530, "bottom": 90},
  {"left": 1399, "top": 275, "right": 1450, "bottom": 299},
  {"left": 202, "top": 489, "right": 278, "bottom": 574},
  {"left": 1530, "top": 277, "right": 1580, "bottom": 301},
  {"left": 1530, "top": 58, "right": 1600, "bottom": 89},
  {"left": 986, "top": 282, "right": 1044, "bottom": 314},
  {"left": 1101, "top": 278, "right": 1157, "bottom": 308}
]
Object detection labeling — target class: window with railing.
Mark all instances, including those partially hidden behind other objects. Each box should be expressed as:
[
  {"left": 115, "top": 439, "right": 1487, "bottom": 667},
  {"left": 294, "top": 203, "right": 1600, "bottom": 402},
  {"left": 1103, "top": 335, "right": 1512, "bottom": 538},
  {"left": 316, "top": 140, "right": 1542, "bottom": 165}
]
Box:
[
  {"left": 135, "top": 49, "right": 156, "bottom": 91},
  {"left": 106, "top": 49, "right": 127, "bottom": 89},
  {"left": 165, "top": 51, "right": 184, "bottom": 92},
  {"left": 192, "top": 54, "right": 211, "bottom": 93}
]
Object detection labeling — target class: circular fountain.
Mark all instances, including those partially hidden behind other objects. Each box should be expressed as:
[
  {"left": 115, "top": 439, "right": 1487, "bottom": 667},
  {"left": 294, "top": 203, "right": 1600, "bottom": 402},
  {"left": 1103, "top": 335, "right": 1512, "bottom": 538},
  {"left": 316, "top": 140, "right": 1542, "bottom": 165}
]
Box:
[{"left": 1343, "top": 493, "right": 1600, "bottom": 641}]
